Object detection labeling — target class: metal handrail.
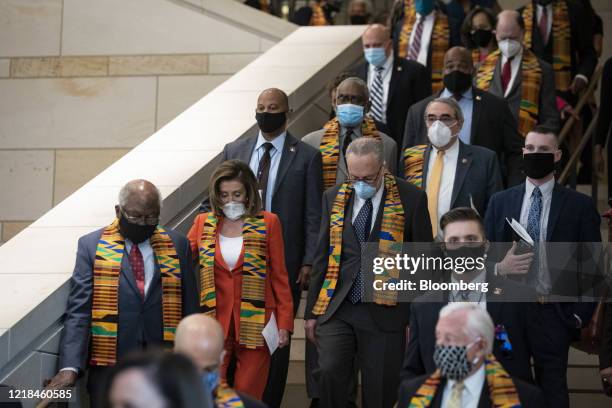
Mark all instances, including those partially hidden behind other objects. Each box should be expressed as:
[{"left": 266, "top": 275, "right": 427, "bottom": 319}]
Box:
[{"left": 558, "top": 111, "right": 600, "bottom": 185}]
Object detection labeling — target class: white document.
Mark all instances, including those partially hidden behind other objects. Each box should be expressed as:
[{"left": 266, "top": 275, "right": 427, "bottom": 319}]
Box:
[
  {"left": 262, "top": 312, "right": 279, "bottom": 355},
  {"left": 505, "top": 217, "right": 534, "bottom": 246}
]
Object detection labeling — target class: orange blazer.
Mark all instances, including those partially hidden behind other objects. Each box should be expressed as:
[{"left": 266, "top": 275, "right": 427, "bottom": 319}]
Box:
[{"left": 188, "top": 211, "right": 294, "bottom": 341}]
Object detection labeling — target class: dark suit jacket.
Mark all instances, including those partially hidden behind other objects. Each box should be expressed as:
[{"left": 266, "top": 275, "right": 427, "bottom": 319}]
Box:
[
  {"left": 404, "top": 141, "right": 503, "bottom": 217},
  {"left": 305, "top": 177, "right": 433, "bottom": 331},
  {"left": 398, "top": 373, "right": 545, "bottom": 408},
  {"left": 219, "top": 132, "right": 323, "bottom": 298},
  {"left": 59, "top": 227, "right": 199, "bottom": 371},
  {"left": 519, "top": 0, "right": 597, "bottom": 88},
  {"left": 597, "top": 59, "right": 612, "bottom": 200},
  {"left": 355, "top": 57, "right": 431, "bottom": 145},
  {"left": 601, "top": 304, "right": 612, "bottom": 370},
  {"left": 401, "top": 273, "right": 540, "bottom": 385},
  {"left": 402, "top": 87, "right": 524, "bottom": 186}
]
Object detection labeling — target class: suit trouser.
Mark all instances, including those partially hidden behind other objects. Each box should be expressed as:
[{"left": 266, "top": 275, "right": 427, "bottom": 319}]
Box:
[
  {"left": 315, "top": 301, "right": 405, "bottom": 408},
  {"left": 87, "top": 366, "right": 111, "bottom": 408}
]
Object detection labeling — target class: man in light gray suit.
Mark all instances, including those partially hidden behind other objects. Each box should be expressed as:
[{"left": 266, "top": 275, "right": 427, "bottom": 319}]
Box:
[
  {"left": 476, "top": 10, "right": 560, "bottom": 134},
  {"left": 401, "top": 97, "right": 503, "bottom": 238},
  {"left": 43, "top": 179, "right": 199, "bottom": 408},
  {"left": 302, "top": 77, "right": 398, "bottom": 184},
  {"left": 210, "top": 88, "right": 323, "bottom": 408}
]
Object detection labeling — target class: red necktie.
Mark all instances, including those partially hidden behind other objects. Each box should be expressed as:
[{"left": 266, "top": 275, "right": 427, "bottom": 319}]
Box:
[
  {"left": 129, "top": 244, "right": 145, "bottom": 299},
  {"left": 539, "top": 8, "right": 549, "bottom": 45},
  {"left": 501, "top": 57, "right": 514, "bottom": 94}
]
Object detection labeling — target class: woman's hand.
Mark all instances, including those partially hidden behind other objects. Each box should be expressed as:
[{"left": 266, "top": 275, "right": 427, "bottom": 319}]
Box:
[{"left": 278, "top": 329, "right": 291, "bottom": 348}]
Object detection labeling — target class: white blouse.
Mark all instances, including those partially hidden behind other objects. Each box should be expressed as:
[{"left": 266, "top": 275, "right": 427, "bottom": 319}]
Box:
[{"left": 219, "top": 234, "right": 243, "bottom": 270}]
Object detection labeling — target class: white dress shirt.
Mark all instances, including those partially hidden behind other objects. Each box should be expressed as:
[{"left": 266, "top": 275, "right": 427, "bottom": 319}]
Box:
[
  {"left": 367, "top": 52, "right": 394, "bottom": 124},
  {"left": 426, "top": 140, "right": 460, "bottom": 224},
  {"left": 500, "top": 49, "right": 523, "bottom": 98},
  {"left": 441, "top": 365, "right": 486, "bottom": 408},
  {"left": 449, "top": 269, "right": 487, "bottom": 307},
  {"left": 125, "top": 238, "right": 155, "bottom": 296},
  {"left": 219, "top": 234, "right": 243, "bottom": 270},
  {"left": 536, "top": 4, "right": 553, "bottom": 44},
  {"left": 249, "top": 131, "right": 286, "bottom": 211},
  {"left": 441, "top": 88, "right": 474, "bottom": 144},
  {"left": 408, "top": 11, "right": 436, "bottom": 67},
  {"left": 352, "top": 181, "right": 385, "bottom": 234}
]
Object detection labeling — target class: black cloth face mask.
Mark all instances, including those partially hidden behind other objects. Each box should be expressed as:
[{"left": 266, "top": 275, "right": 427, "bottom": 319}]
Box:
[
  {"left": 443, "top": 70, "right": 473, "bottom": 95},
  {"left": 523, "top": 152, "right": 555, "bottom": 179},
  {"left": 350, "top": 15, "right": 369, "bottom": 25},
  {"left": 119, "top": 216, "right": 156, "bottom": 244},
  {"left": 471, "top": 29, "right": 493, "bottom": 48},
  {"left": 255, "top": 111, "right": 287, "bottom": 133}
]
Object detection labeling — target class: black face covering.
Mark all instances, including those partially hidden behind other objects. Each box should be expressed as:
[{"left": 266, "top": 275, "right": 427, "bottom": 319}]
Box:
[
  {"left": 350, "top": 15, "right": 369, "bottom": 25},
  {"left": 523, "top": 153, "right": 555, "bottom": 179},
  {"left": 443, "top": 70, "right": 473, "bottom": 95},
  {"left": 444, "top": 244, "right": 487, "bottom": 274},
  {"left": 255, "top": 111, "right": 287, "bottom": 133},
  {"left": 119, "top": 215, "right": 156, "bottom": 244},
  {"left": 471, "top": 29, "right": 493, "bottom": 48}
]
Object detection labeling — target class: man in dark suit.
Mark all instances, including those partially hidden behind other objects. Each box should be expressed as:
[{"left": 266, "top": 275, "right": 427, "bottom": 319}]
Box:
[
  {"left": 355, "top": 24, "right": 430, "bottom": 146},
  {"left": 401, "top": 97, "right": 503, "bottom": 238},
  {"left": 518, "top": 0, "right": 597, "bottom": 102},
  {"left": 214, "top": 88, "right": 322, "bottom": 408},
  {"left": 484, "top": 125, "right": 601, "bottom": 408},
  {"left": 175, "top": 314, "right": 269, "bottom": 408},
  {"left": 401, "top": 207, "right": 541, "bottom": 387},
  {"left": 43, "top": 179, "right": 199, "bottom": 408},
  {"left": 398, "top": 303, "right": 545, "bottom": 407},
  {"left": 304, "top": 137, "right": 433, "bottom": 408},
  {"left": 402, "top": 47, "right": 524, "bottom": 186}
]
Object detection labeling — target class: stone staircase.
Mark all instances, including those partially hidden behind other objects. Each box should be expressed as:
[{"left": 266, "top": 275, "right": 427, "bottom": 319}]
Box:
[{"left": 282, "top": 293, "right": 311, "bottom": 407}]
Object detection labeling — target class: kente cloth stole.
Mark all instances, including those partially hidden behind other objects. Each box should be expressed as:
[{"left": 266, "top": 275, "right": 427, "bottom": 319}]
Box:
[
  {"left": 403, "top": 144, "right": 427, "bottom": 188},
  {"left": 476, "top": 49, "right": 542, "bottom": 137},
  {"left": 312, "top": 172, "right": 404, "bottom": 315},
  {"left": 397, "top": 3, "right": 449, "bottom": 93},
  {"left": 319, "top": 117, "right": 379, "bottom": 190},
  {"left": 522, "top": 1, "right": 571, "bottom": 91},
  {"left": 90, "top": 219, "right": 182, "bottom": 366},
  {"left": 198, "top": 213, "right": 267, "bottom": 349},
  {"left": 215, "top": 384, "right": 245, "bottom": 408},
  {"left": 310, "top": 3, "right": 328, "bottom": 26},
  {"left": 407, "top": 354, "right": 521, "bottom": 408}
]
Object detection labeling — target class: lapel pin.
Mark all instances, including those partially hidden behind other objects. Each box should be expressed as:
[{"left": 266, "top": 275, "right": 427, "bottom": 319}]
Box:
[
  {"left": 398, "top": 66, "right": 403, "bottom": 72},
  {"left": 289, "top": 146, "right": 296, "bottom": 152},
  {"left": 494, "top": 287, "right": 503, "bottom": 295},
  {"left": 476, "top": 95, "right": 482, "bottom": 101},
  {"left": 461, "top": 158, "right": 468, "bottom": 164}
]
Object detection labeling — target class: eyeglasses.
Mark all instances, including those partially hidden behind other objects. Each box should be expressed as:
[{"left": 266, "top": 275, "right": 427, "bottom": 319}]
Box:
[
  {"left": 121, "top": 209, "right": 159, "bottom": 226},
  {"left": 425, "top": 115, "right": 458, "bottom": 127},
  {"left": 347, "top": 165, "right": 383, "bottom": 185}
]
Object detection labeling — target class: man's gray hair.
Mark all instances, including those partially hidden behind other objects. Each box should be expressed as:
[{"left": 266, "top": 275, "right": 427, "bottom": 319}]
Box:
[
  {"left": 118, "top": 180, "right": 163, "bottom": 209},
  {"left": 425, "top": 97, "right": 464, "bottom": 123},
  {"left": 439, "top": 302, "right": 494, "bottom": 354},
  {"left": 346, "top": 137, "right": 385, "bottom": 165},
  {"left": 337, "top": 77, "right": 370, "bottom": 101}
]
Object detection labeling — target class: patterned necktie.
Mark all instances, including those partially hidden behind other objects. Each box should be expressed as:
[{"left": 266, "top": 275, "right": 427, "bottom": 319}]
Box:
[
  {"left": 501, "top": 57, "right": 514, "bottom": 94},
  {"left": 129, "top": 244, "right": 145, "bottom": 299},
  {"left": 527, "top": 186, "right": 542, "bottom": 280},
  {"left": 370, "top": 66, "right": 385, "bottom": 122},
  {"left": 447, "top": 381, "right": 465, "bottom": 408},
  {"left": 539, "top": 7, "right": 549, "bottom": 45},
  {"left": 426, "top": 150, "right": 445, "bottom": 237},
  {"left": 407, "top": 17, "right": 424, "bottom": 61},
  {"left": 257, "top": 142, "right": 274, "bottom": 209},
  {"left": 348, "top": 198, "right": 373, "bottom": 304}
]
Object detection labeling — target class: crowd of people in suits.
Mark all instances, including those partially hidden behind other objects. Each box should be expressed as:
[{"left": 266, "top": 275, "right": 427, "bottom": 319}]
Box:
[{"left": 22, "top": 1, "right": 612, "bottom": 408}]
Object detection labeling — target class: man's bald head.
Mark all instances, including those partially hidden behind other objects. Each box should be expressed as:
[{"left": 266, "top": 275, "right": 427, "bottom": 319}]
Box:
[
  {"left": 496, "top": 10, "right": 525, "bottom": 43},
  {"left": 174, "top": 314, "right": 225, "bottom": 372},
  {"left": 443, "top": 46, "right": 474, "bottom": 76},
  {"left": 362, "top": 24, "right": 392, "bottom": 57},
  {"left": 257, "top": 88, "right": 289, "bottom": 112}
]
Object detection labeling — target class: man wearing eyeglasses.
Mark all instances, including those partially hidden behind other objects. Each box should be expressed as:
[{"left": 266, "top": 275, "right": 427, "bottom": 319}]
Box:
[
  {"left": 401, "top": 97, "right": 503, "bottom": 239},
  {"left": 42, "top": 179, "right": 199, "bottom": 408},
  {"left": 305, "top": 137, "right": 433, "bottom": 408}
]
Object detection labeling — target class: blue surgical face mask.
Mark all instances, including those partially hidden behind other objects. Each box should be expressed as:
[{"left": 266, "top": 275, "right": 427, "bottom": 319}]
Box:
[
  {"left": 354, "top": 181, "right": 377, "bottom": 199},
  {"left": 414, "top": 0, "right": 434, "bottom": 16},
  {"left": 364, "top": 47, "right": 387, "bottom": 67},
  {"left": 336, "top": 104, "right": 364, "bottom": 128},
  {"left": 202, "top": 370, "right": 220, "bottom": 392}
]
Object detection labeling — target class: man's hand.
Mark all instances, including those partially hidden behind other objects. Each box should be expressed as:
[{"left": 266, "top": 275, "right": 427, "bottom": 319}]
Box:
[
  {"left": 278, "top": 329, "right": 291, "bottom": 348},
  {"left": 38, "top": 371, "right": 77, "bottom": 408},
  {"left": 571, "top": 76, "right": 587, "bottom": 94},
  {"left": 297, "top": 265, "right": 312, "bottom": 290},
  {"left": 305, "top": 319, "right": 318, "bottom": 345},
  {"left": 496, "top": 242, "right": 533, "bottom": 276},
  {"left": 600, "top": 367, "right": 612, "bottom": 396},
  {"left": 560, "top": 103, "right": 580, "bottom": 121},
  {"left": 594, "top": 144, "right": 605, "bottom": 174}
]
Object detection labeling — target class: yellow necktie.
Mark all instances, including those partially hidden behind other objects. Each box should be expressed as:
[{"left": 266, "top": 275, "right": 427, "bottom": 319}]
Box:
[
  {"left": 447, "top": 381, "right": 464, "bottom": 408},
  {"left": 426, "top": 149, "right": 445, "bottom": 237}
]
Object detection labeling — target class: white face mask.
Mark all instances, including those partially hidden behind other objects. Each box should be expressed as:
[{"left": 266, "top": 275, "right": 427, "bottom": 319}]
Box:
[
  {"left": 427, "top": 120, "right": 453, "bottom": 148},
  {"left": 222, "top": 201, "right": 246, "bottom": 221},
  {"left": 498, "top": 39, "right": 522, "bottom": 58}
]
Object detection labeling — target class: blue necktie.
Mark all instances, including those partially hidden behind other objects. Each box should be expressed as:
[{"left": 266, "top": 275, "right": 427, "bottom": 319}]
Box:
[
  {"left": 348, "top": 198, "right": 373, "bottom": 304},
  {"left": 526, "top": 187, "right": 542, "bottom": 281}
]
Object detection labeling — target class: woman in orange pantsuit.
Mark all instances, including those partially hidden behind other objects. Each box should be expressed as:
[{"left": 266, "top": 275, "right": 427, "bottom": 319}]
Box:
[{"left": 188, "top": 160, "right": 294, "bottom": 399}]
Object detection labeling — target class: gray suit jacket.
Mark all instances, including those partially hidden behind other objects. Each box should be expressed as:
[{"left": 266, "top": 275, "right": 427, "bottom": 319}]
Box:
[
  {"left": 302, "top": 128, "right": 398, "bottom": 180},
  {"left": 420, "top": 141, "right": 503, "bottom": 217},
  {"left": 220, "top": 133, "right": 323, "bottom": 297},
  {"left": 59, "top": 227, "right": 198, "bottom": 371},
  {"left": 488, "top": 55, "right": 560, "bottom": 133}
]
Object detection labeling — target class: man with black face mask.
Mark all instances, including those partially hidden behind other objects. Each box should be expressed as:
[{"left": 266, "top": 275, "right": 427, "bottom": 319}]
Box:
[
  {"left": 485, "top": 126, "right": 601, "bottom": 408},
  {"left": 43, "top": 179, "right": 199, "bottom": 408},
  {"left": 402, "top": 46, "right": 524, "bottom": 187},
  {"left": 207, "top": 88, "right": 323, "bottom": 408},
  {"left": 399, "top": 303, "right": 544, "bottom": 407}
]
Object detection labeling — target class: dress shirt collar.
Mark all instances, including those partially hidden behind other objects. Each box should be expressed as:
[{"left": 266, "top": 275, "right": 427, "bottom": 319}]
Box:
[
  {"left": 342, "top": 123, "right": 363, "bottom": 138},
  {"left": 441, "top": 86, "right": 474, "bottom": 100},
  {"left": 431, "top": 137, "right": 460, "bottom": 159},
  {"left": 501, "top": 48, "right": 523, "bottom": 65},
  {"left": 537, "top": 3, "right": 553, "bottom": 15},
  {"left": 255, "top": 130, "right": 286, "bottom": 153},
  {"left": 418, "top": 10, "right": 436, "bottom": 21},
  {"left": 447, "top": 364, "right": 486, "bottom": 401},
  {"left": 525, "top": 176, "right": 555, "bottom": 197},
  {"left": 124, "top": 238, "right": 151, "bottom": 250}
]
